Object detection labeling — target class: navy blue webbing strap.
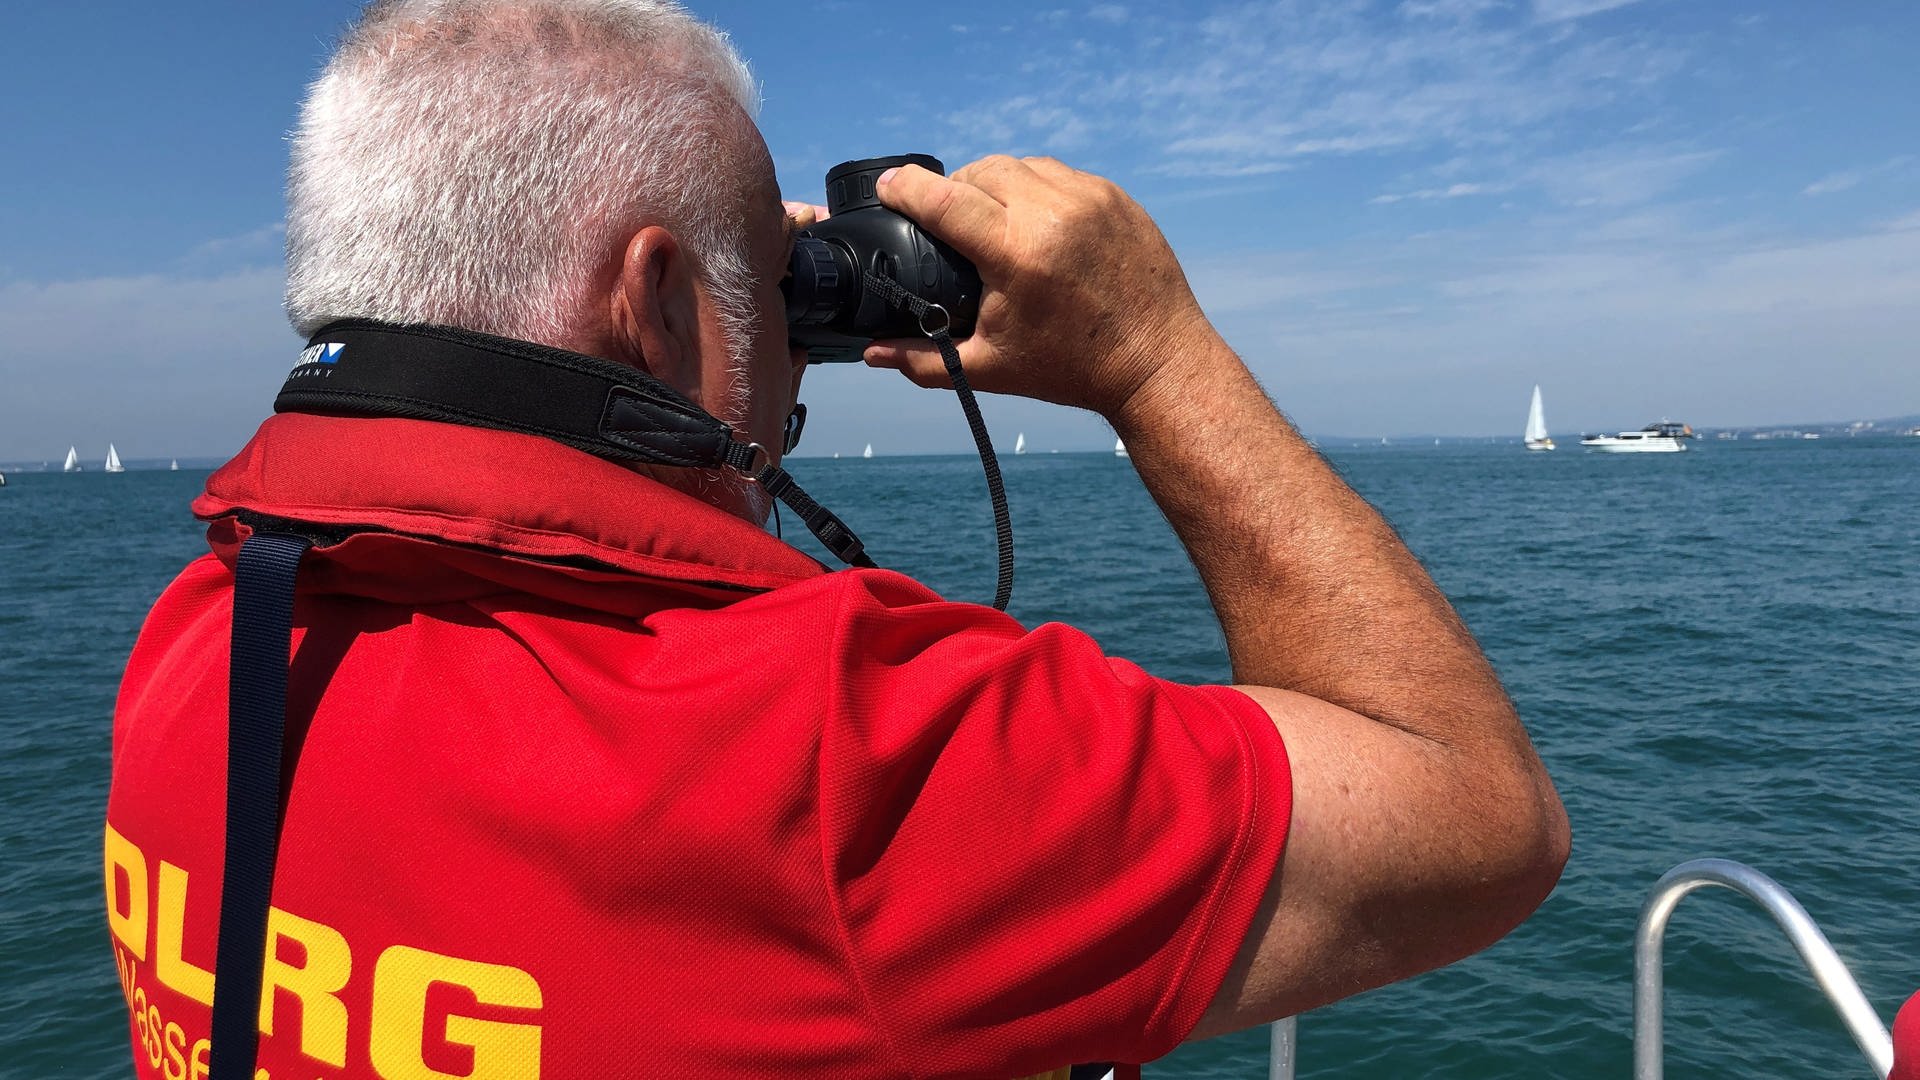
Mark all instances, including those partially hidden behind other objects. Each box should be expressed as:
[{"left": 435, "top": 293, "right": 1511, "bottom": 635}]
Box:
[{"left": 208, "top": 532, "right": 311, "bottom": 1080}]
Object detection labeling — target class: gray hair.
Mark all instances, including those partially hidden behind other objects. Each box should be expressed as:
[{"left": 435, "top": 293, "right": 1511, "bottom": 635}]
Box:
[{"left": 286, "top": 0, "right": 764, "bottom": 371}]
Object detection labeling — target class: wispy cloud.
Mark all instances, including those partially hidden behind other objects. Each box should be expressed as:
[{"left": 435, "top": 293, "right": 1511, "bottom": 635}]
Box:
[
  {"left": 1803, "top": 155, "right": 1913, "bottom": 197},
  {"left": 1531, "top": 0, "right": 1646, "bottom": 23},
  {"left": 177, "top": 222, "right": 286, "bottom": 272},
  {"left": 1526, "top": 146, "right": 1721, "bottom": 207},
  {"left": 1182, "top": 208, "right": 1920, "bottom": 434},
  {"left": 1370, "top": 182, "right": 1507, "bottom": 204},
  {"left": 0, "top": 234, "right": 293, "bottom": 458},
  {"left": 932, "top": 0, "right": 1688, "bottom": 197}
]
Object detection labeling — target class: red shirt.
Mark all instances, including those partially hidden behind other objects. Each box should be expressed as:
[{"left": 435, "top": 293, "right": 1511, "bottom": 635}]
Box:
[{"left": 105, "top": 413, "right": 1291, "bottom": 1079}]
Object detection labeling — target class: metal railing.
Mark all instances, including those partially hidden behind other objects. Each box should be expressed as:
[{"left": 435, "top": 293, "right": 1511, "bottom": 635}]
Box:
[
  {"left": 1268, "top": 1016, "right": 1296, "bottom": 1080},
  {"left": 1634, "top": 858, "right": 1893, "bottom": 1080}
]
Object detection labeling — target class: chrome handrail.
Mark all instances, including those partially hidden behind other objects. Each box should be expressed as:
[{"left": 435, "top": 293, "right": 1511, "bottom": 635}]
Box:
[
  {"left": 1633, "top": 858, "right": 1893, "bottom": 1080},
  {"left": 1268, "top": 1017, "right": 1297, "bottom": 1080}
]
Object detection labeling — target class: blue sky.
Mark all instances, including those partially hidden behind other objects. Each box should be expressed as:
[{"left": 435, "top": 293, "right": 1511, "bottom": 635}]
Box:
[{"left": 2, "top": 1, "right": 1916, "bottom": 462}]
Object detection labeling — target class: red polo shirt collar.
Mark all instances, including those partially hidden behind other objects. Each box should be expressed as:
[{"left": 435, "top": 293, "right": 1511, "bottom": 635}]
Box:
[{"left": 194, "top": 412, "right": 828, "bottom": 596}]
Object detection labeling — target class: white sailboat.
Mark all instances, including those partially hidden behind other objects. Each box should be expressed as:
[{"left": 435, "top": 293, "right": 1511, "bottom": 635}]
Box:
[
  {"left": 170, "top": 459, "right": 179, "bottom": 471},
  {"left": 862, "top": 443, "right": 873, "bottom": 459},
  {"left": 1014, "top": 432, "right": 1027, "bottom": 455},
  {"left": 1524, "top": 385, "right": 1555, "bottom": 451},
  {"left": 63, "top": 446, "right": 81, "bottom": 473},
  {"left": 1114, "top": 437, "right": 1128, "bottom": 459},
  {"left": 105, "top": 444, "right": 126, "bottom": 473}
]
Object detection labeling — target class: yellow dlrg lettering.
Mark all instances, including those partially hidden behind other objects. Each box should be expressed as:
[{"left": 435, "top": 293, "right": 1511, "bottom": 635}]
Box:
[
  {"left": 105, "top": 824, "right": 149, "bottom": 961},
  {"left": 259, "top": 907, "right": 352, "bottom": 1068},
  {"left": 370, "top": 945, "right": 542, "bottom": 1080},
  {"left": 156, "top": 861, "right": 215, "bottom": 1006}
]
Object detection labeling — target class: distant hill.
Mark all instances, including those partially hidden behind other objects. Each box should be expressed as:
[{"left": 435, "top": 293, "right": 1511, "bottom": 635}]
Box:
[
  {"left": 1316, "top": 414, "right": 1920, "bottom": 447},
  {"left": 1689, "top": 414, "right": 1920, "bottom": 441}
]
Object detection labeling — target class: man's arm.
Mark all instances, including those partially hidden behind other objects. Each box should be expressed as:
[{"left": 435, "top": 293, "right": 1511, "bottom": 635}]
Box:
[{"left": 870, "top": 156, "right": 1570, "bottom": 1036}]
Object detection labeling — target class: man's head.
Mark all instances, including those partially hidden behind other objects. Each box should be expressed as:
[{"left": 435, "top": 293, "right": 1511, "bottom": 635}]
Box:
[{"left": 287, "top": 0, "right": 801, "bottom": 517}]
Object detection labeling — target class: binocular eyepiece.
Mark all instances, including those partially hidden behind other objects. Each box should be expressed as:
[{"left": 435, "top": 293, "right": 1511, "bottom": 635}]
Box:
[{"left": 783, "top": 155, "right": 981, "bottom": 363}]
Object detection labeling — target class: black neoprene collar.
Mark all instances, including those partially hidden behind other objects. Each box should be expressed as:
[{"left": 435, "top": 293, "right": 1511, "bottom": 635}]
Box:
[{"left": 275, "top": 319, "right": 874, "bottom": 567}]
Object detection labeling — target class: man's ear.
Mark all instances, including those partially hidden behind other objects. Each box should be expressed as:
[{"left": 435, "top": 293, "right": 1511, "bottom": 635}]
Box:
[{"left": 610, "top": 225, "right": 704, "bottom": 399}]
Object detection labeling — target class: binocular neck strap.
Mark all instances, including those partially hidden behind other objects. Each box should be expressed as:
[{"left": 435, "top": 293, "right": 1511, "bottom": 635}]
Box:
[
  {"left": 274, "top": 320, "right": 874, "bottom": 568},
  {"left": 860, "top": 275, "right": 1015, "bottom": 611}
]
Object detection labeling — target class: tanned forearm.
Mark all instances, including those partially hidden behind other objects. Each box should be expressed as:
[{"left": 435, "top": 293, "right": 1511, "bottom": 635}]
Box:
[{"left": 1111, "top": 326, "right": 1523, "bottom": 756}]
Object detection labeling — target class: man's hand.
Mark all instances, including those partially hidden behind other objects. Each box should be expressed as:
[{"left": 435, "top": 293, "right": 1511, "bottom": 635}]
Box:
[
  {"left": 783, "top": 200, "right": 828, "bottom": 229},
  {"left": 868, "top": 156, "right": 1215, "bottom": 418}
]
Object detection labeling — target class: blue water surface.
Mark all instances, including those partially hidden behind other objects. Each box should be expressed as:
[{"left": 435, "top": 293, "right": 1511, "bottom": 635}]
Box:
[{"left": 3, "top": 437, "right": 1916, "bottom": 1077}]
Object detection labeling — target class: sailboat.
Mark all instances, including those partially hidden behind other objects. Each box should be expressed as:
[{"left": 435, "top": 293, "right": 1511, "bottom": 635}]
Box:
[
  {"left": 862, "top": 443, "right": 873, "bottom": 460},
  {"left": 105, "top": 444, "right": 126, "bottom": 473},
  {"left": 170, "top": 459, "right": 180, "bottom": 471},
  {"left": 1014, "top": 432, "right": 1027, "bottom": 455},
  {"left": 63, "top": 446, "right": 81, "bottom": 473},
  {"left": 1114, "top": 437, "right": 1128, "bottom": 459},
  {"left": 1524, "top": 386, "right": 1555, "bottom": 451}
]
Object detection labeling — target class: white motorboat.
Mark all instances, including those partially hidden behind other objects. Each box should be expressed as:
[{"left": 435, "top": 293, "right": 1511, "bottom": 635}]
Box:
[
  {"left": 1581, "top": 421, "right": 1695, "bottom": 453},
  {"left": 1524, "top": 385, "right": 1554, "bottom": 451}
]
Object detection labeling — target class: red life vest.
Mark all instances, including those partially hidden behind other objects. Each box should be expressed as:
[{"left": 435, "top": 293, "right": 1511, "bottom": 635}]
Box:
[{"left": 105, "top": 412, "right": 1290, "bottom": 1079}]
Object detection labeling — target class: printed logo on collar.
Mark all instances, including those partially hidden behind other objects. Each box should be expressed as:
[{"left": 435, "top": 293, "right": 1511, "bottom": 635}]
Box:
[{"left": 291, "top": 342, "right": 345, "bottom": 378}]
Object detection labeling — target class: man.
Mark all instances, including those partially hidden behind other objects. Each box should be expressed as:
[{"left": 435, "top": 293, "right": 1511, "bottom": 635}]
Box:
[{"left": 105, "top": 2, "right": 1567, "bottom": 1078}]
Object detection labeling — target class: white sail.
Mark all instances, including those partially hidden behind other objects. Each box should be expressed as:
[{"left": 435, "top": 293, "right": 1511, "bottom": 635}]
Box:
[
  {"left": 1524, "top": 386, "right": 1554, "bottom": 450},
  {"left": 170, "top": 459, "right": 179, "bottom": 471},
  {"left": 862, "top": 443, "right": 873, "bottom": 459},
  {"left": 1114, "top": 437, "right": 1128, "bottom": 458},
  {"left": 63, "top": 446, "right": 80, "bottom": 473},
  {"left": 105, "top": 444, "right": 125, "bottom": 472},
  {"left": 1014, "top": 432, "right": 1026, "bottom": 455}
]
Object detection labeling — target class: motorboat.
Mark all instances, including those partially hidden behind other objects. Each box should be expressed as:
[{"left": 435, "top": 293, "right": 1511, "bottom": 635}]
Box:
[{"left": 1581, "top": 421, "right": 1695, "bottom": 453}]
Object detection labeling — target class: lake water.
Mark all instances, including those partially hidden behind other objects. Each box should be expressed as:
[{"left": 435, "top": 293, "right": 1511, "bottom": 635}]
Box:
[{"left": 3, "top": 436, "right": 1916, "bottom": 1077}]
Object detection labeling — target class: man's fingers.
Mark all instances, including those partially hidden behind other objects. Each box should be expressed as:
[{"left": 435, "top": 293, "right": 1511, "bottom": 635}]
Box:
[
  {"left": 783, "top": 200, "right": 828, "bottom": 227},
  {"left": 863, "top": 338, "right": 996, "bottom": 391},
  {"left": 863, "top": 340, "right": 951, "bottom": 389},
  {"left": 876, "top": 165, "right": 1006, "bottom": 266},
  {"left": 1020, "top": 155, "right": 1079, "bottom": 183},
  {"left": 954, "top": 154, "right": 1048, "bottom": 202}
]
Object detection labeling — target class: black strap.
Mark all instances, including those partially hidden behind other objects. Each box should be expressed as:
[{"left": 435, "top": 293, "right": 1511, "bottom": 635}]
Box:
[
  {"left": 208, "top": 532, "right": 311, "bottom": 1080},
  {"left": 281, "top": 321, "right": 735, "bottom": 469},
  {"left": 277, "top": 321, "right": 874, "bottom": 569},
  {"left": 861, "top": 275, "right": 1015, "bottom": 610},
  {"left": 753, "top": 461, "right": 873, "bottom": 567}
]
